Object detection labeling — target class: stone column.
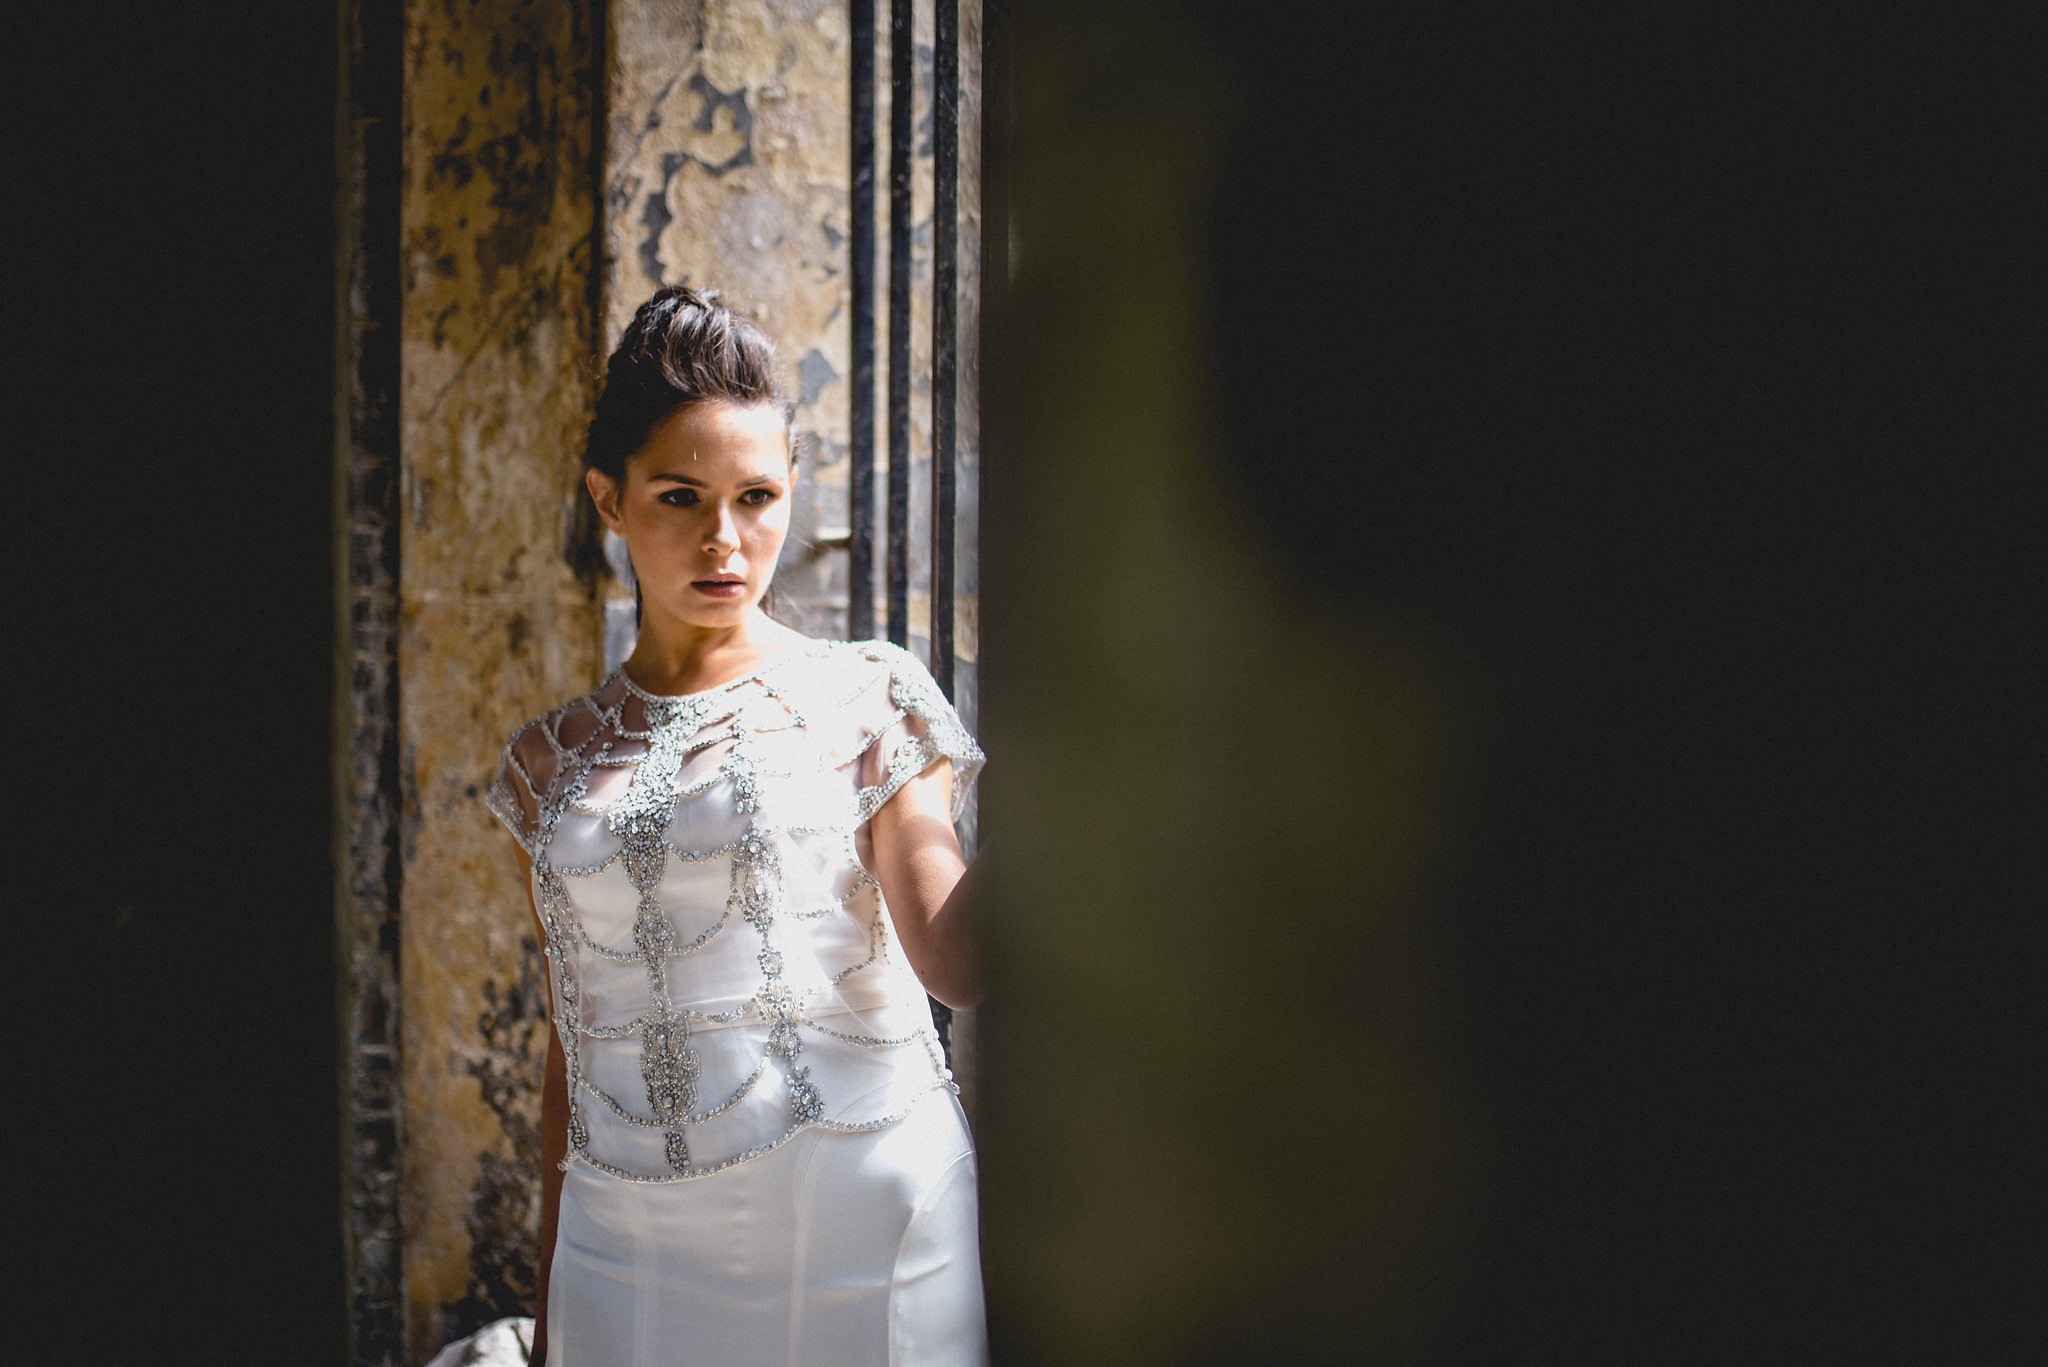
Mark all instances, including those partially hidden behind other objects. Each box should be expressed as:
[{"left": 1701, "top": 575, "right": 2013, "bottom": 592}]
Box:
[{"left": 394, "top": 0, "right": 602, "bottom": 1356}]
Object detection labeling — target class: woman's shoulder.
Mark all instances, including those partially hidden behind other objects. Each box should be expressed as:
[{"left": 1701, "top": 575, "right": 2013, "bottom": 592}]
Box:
[
  {"left": 775, "top": 634, "right": 903, "bottom": 663},
  {"left": 822, "top": 636, "right": 947, "bottom": 689},
  {"left": 792, "top": 637, "right": 954, "bottom": 710},
  {"left": 486, "top": 678, "right": 621, "bottom": 851},
  {"left": 491, "top": 674, "right": 629, "bottom": 779},
  {"left": 503, "top": 674, "right": 618, "bottom": 736},
  {"left": 839, "top": 636, "right": 931, "bottom": 673}
]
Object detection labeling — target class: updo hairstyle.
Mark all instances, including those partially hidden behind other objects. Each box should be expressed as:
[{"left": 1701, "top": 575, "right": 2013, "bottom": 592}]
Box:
[{"left": 584, "top": 284, "right": 793, "bottom": 481}]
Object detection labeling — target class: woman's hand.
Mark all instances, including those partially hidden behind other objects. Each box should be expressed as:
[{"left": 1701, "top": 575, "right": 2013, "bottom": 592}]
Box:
[{"left": 867, "top": 760, "right": 992, "bottom": 1010}]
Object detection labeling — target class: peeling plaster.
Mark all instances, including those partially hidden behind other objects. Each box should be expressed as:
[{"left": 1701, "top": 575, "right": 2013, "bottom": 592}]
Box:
[{"left": 398, "top": 0, "right": 601, "bottom": 1358}]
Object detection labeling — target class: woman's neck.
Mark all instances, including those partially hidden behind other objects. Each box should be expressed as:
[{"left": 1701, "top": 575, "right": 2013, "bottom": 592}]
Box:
[{"left": 622, "top": 610, "right": 806, "bottom": 694}]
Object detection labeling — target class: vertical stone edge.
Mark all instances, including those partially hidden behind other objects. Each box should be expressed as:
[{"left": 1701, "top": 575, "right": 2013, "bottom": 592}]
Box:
[
  {"left": 335, "top": 0, "right": 406, "bottom": 1363},
  {"left": 395, "top": 0, "right": 605, "bottom": 1355}
]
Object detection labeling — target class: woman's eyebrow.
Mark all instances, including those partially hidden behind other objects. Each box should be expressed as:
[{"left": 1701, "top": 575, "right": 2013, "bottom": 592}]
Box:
[{"left": 647, "top": 473, "right": 776, "bottom": 487}]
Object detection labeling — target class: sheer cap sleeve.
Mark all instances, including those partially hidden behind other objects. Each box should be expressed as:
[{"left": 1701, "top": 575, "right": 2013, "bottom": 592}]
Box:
[
  {"left": 477, "top": 705, "right": 577, "bottom": 856},
  {"left": 850, "top": 640, "right": 986, "bottom": 827}
]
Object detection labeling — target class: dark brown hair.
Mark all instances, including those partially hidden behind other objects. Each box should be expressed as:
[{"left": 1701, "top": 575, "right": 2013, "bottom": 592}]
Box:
[
  {"left": 583, "top": 284, "right": 792, "bottom": 482},
  {"left": 570, "top": 285, "right": 797, "bottom": 597}
]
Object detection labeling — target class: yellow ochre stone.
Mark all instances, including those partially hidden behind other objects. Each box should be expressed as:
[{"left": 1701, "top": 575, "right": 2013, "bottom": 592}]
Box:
[{"left": 397, "top": 0, "right": 600, "bottom": 1356}]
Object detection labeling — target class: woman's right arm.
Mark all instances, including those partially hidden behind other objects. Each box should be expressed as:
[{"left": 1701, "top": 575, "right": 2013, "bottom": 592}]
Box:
[{"left": 517, "top": 845, "right": 568, "bottom": 1366}]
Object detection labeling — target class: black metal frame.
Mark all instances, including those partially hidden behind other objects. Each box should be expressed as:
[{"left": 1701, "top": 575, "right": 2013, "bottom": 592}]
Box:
[
  {"left": 849, "top": 0, "right": 972, "bottom": 700},
  {"left": 849, "top": 0, "right": 878, "bottom": 643},
  {"left": 931, "top": 0, "right": 960, "bottom": 695}
]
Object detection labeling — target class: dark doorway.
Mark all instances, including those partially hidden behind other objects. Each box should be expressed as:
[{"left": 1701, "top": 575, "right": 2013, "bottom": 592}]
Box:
[{"left": 13, "top": 5, "right": 344, "bottom": 1363}]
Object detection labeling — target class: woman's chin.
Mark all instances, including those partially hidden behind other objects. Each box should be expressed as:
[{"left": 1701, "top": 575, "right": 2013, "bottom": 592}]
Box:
[{"left": 658, "top": 595, "right": 754, "bottom": 625}]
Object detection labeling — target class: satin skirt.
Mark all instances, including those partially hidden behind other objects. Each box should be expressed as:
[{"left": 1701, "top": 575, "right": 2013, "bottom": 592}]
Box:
[{"left": 546, "top": 1089, "right": 990, "bottom": 1367}]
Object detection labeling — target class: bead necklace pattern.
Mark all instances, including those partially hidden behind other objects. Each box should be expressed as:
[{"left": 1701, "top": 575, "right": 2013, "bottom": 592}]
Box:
[{"left": 484, "top": 638, "right": 984, "bottom": 1182}]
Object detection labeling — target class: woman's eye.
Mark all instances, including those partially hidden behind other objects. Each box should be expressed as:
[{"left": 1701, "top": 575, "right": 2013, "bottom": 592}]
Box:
[{"left": 655, "top": 488, "right": 776, "bottom": 508}]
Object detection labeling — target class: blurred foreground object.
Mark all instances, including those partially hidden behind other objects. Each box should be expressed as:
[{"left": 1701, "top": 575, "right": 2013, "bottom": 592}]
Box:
[{"left": 973, "top": 3, "right": 1477, "bottom": 1363}]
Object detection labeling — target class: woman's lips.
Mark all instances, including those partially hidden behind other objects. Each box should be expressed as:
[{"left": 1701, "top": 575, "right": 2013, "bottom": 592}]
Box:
[{"left": 691, "top": 579, "right": 744, "bottom": 598}]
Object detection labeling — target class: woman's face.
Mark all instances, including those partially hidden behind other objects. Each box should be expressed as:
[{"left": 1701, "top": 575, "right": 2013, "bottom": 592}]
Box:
[{"left": 586, "top": 399, "right": 795, "bottom": 633}]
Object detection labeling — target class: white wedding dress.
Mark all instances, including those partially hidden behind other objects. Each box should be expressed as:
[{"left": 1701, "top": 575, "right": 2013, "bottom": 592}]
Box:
[{"left": 485, "top": 637, "right": 991, "bottom": 1366}]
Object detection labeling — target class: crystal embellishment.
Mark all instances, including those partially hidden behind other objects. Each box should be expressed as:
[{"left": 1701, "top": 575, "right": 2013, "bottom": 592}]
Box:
[
  {"left": 641, "top": 1015, "right": 700, "bottom": 1123},
  {"left": 632, "top": 898, "right": 676, "bottom": 959},
  {"left": 787, "top": 1065, "right": 823, "bottom": 1124},
  {"left": 607, "top": 695, "right": 710, "bottom": 841},
  {"left": 483, "top": 641, "right": 985, "bottom": 1182}
]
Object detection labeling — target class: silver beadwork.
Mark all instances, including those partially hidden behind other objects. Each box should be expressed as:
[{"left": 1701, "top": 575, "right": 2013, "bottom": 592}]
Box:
[
  {"left": 787, "top": 1065, "right": 824, "bottom": 1124},
  {"left": 641, "top": 1015, "right": 701, "bottom": 1123},
  {"left": 485, "top": 640, "right": 982, "bottom": 1182}
]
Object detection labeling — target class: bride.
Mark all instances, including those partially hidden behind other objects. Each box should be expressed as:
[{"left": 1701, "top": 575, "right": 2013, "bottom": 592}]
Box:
[{"left": 485, "top": 284, "right": 993, "bottom": 1365}]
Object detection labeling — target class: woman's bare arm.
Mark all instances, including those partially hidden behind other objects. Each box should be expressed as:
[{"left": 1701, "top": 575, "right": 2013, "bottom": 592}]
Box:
[
  {"left": 515, "top": 845, "right": 568, "bottom": 1364},
  {"left": 867, "top": 760, "right": 993, "bottom": 1009}
]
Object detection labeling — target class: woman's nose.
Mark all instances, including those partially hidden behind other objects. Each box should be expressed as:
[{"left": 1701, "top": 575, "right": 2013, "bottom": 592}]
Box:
[{"left": 703, "top": 503, "right": 739, "bottom": 552}]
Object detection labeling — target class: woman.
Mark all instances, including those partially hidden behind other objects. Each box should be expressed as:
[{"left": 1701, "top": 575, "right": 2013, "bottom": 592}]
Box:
[{"left": 485, "top": 285, "right": 993, "bottom": 1366}]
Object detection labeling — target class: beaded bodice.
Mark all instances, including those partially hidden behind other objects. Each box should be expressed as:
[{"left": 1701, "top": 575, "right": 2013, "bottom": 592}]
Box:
[{"left": 484, "top": 637, "right": 985, "bottom": 1182}]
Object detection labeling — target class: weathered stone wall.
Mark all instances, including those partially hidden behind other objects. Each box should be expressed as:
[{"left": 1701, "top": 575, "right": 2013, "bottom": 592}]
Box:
[{"left": 394, "top": 0, "right": 602, "bottom": 1357}]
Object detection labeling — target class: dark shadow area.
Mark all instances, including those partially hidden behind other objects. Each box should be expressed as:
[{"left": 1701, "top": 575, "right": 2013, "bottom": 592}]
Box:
[
  {"left": 11, "top": 5, "right": 343, "bottom": 1362},
  {"left": 979, "top": 2, "right": 2027, "bottom": 1363},
  {"left": 1199, "top": 6, "right": 2030, "bottom": 1361}
]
